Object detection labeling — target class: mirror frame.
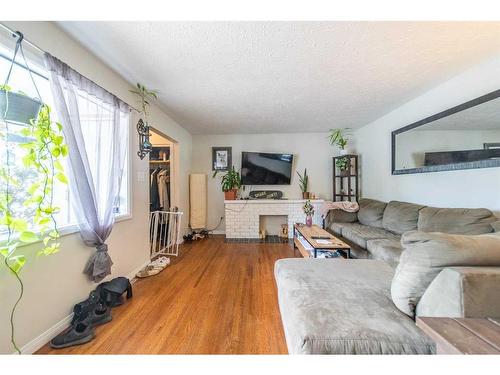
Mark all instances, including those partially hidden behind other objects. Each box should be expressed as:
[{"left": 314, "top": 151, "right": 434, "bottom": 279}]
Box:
[{"left": 391, "top": 89, "right": 500, "bottom": 175}]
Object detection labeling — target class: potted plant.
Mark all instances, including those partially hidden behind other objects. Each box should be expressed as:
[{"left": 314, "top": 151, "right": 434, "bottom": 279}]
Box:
[
  {"left": 336, "top": 156, "right": 350, "bottom": 176},
  {"left": 303, "top": 200, "right": 315, "bottom": 227},
  {"left": 296, "top": 168, "right": 310, "bottom": 199},
  {"left": 328, "top": 128, "right": 350, "bottom": 155},
  {"left": 215, "top": 166, "right": 241, "bottom": 200},
  {"left": 1, "top": 104, "right": 68, "bottom": 353},
  {"left": 0, "top": 85, "right": 43, "bottom": 126}
]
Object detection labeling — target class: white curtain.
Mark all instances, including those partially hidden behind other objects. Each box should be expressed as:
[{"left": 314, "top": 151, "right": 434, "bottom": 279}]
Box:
[{"left": 44, "top": 53, "right": 129, "bottom": 282}]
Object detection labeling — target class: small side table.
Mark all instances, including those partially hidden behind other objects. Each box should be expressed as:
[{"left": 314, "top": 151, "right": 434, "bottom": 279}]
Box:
[{"left": 416, "top": 317, "right": 500, "bottom": 354}]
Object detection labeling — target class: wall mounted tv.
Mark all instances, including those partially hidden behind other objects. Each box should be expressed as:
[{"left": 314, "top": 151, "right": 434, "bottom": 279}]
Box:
[{"left": 241, "top": 152, "right": 294, "bottom": 185}]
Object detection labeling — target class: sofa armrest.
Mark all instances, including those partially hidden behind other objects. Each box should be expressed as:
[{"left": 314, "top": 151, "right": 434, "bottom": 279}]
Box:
[
  {"left": 324, "top": 210, "right": 358, "bottom": 227},
  {"left": 416, "top": 267, "right": 500, "bottom": 319}
]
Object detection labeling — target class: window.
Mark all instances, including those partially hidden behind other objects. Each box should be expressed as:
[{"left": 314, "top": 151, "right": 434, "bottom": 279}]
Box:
[{"left": 0, "top": 37, "right": 130, "bottom": 241}]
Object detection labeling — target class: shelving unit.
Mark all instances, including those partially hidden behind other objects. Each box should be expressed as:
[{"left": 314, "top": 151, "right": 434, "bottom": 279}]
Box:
[{"left": 333, "top": 154, "right": 359, "bottom": 202}]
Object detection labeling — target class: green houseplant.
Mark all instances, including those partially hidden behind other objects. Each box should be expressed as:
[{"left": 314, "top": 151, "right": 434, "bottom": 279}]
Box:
[
  {"left": 0, "top": 104, "right": 68, "bottom": 353},
  {"left": 296, "top": 168, "right": 310, "bottom": 199},
  {"left": 335, "top": 156, "right": 350, "bottom": 176},
  {"left": 303, "top": 200, "right": 315, "bottom": 227},
  {"left": 328, "top": 128, "right": 351, "bottom": 155},
  {"left": 214, "top": 167, "right": 241, "bottom": 200}
]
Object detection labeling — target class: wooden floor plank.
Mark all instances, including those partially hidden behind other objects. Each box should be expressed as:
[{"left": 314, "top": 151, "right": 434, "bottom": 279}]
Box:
[
  {"left": 36, "top": 236, "right": 298, "bottom": 354},
  {"left": 455, "top": 318, "right": 500, "bottom": 352}
]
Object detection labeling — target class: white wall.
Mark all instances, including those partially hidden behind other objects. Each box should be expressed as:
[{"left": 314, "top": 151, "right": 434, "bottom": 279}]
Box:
[
  {"left": 191, "top": 133, "right": 337, "bottom": 233},
  {"left": 0, "top": 21, "right": 192, "bottom": 354},
  {"left": 356, "top": 55, "right": 500, "bottom": 215}
]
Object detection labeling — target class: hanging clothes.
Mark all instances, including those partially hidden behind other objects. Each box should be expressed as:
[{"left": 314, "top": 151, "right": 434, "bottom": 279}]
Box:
[
  {"left": 150, "top": 167, "right": 161, "bottom": 211},
  {"left": 157, "top": 169, "right": 170, "bottom": 210}
]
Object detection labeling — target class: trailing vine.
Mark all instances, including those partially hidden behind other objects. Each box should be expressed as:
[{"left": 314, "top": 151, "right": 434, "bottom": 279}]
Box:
[{"left": 0, "top": 104, "right": 68, "bottom": 353}]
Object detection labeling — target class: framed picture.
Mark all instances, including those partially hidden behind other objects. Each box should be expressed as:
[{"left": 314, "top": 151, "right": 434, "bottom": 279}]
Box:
[{"left": 212, "top": 147, "right": 232, "bottom": 171}]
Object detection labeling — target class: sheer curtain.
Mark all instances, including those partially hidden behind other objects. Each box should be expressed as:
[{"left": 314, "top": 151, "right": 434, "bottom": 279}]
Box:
[{"left": 44, "top": 53, "right": 129, "bottom": 282}]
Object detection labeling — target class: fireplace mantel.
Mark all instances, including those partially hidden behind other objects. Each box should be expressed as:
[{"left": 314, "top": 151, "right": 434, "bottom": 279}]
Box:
[{"left": 224, "top": 199, "right": 324, "bottom": 239}]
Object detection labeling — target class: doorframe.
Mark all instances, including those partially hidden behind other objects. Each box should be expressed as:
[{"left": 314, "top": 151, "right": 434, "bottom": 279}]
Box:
[{"left": 149, "top": 127, "right": 179, "bottom": 210}]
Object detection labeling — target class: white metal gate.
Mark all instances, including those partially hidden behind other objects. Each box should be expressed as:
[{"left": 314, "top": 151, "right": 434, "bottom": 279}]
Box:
[{"left": 149, "top": 210, "right": 183, "bottom": 258}]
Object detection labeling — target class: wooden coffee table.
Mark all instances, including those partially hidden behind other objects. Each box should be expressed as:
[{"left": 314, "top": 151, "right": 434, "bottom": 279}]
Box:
[{"left": 293, "top": 223, "right": 351, "bottom": 259}]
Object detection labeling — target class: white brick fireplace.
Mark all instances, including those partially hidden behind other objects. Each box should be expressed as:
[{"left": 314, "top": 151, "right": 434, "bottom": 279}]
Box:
[{"left": 224, "top": 200, "right": 324, "bottom": 239}]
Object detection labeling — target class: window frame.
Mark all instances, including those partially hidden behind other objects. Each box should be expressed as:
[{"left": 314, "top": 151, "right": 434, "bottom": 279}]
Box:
[{"left": 0, "top": 48, "right": 133, "bottom": 247}]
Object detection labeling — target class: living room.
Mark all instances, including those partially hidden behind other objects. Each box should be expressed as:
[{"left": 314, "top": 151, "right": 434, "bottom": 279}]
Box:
[{"left": 1, "top": 1, "right": 500, "bottom": 374}]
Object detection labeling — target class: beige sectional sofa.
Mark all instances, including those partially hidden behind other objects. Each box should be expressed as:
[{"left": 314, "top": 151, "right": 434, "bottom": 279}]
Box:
[
  {"left": 274, "top": 199, "right": 500, "bottom": 354},
  {"left": 327, "top": 199, "right": 499, "bottom": 266}
]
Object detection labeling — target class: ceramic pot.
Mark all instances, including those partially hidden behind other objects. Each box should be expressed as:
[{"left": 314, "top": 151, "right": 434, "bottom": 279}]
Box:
[
  {"left": 305, "top": 215, "right": 313, "bottom": 227},
  {"left": 339, "top": 149, "right": 348, "bottom": 156},
  {"left": 0, "top": 90, "right": 42, "bottom": 125},
  {"left": 302, "top": 192, "right": 310, "bottom": 199},
  {"left": 224, "top": 189, "right": 238, "bottom": 200}
]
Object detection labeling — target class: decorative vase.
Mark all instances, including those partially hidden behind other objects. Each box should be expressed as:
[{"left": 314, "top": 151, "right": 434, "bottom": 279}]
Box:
[
  {"left": 302, "top": 192, "right": 310, "bottom": 199},
  {"left": 0, "top": 90, "right": 43, "bottom": 125},
  {"left": 305, "top": 215, "right": 313, "bottom": 227},
  {"left": 224, "top": 189, "right": 238, "bottom": 200}
]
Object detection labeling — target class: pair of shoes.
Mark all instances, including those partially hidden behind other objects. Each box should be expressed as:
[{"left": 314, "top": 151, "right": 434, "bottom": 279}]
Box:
[
  {"left": 136, "top": 257, "right": 170, "bottom": 278},
  {"left": 50, "top": 290, "right": 113, "bottom": 349}
]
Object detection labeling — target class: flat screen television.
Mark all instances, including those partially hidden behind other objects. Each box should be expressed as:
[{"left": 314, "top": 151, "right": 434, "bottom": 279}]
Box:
[{"left": 241, "top": 152, "right": 293, "bottom": 185}]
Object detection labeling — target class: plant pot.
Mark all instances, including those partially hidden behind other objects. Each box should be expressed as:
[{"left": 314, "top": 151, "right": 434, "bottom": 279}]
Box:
[
  {"left": 224, "top": 189, "right": 238, "bottom": 200},
  {"left": 0, "top": 90, "right": 43, "bottom": 125},
  {"left": 305, "top": 215, "right": 313, "bottom": 227},
  {"left": 339, "top": 149, "right": 348, "bottom": 156},
  {"left": 302, "top": 192, "right": 310, "bottom": 199},
  {"left": 340, "top": 169, "right": 350, "bottom": 177}
]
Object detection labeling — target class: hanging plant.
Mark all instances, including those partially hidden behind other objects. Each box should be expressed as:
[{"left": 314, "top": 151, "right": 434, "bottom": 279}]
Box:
[{"left": 0, "top": 104, "right": 68, "bottom": 353}]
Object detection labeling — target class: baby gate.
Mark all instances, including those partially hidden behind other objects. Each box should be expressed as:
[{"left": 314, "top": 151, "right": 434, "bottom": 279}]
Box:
[{"left": 149, "top": 210, "right": 183, "bottom": 258}]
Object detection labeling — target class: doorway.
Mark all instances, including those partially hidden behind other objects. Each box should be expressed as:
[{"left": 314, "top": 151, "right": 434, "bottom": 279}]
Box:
[{"left": 148, "top": 128, "right": 182, "bottom": 258}]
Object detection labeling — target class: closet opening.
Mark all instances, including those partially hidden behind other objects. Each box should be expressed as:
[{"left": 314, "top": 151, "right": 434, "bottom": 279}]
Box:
[{"left": 147, "top": 128, "right": 182, "bottom": 262}]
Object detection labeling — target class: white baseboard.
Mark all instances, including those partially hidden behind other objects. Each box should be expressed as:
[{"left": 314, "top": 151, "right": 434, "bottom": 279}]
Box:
[
  {"left": 211, "top": 230, "right": 225, "bottom": 235},
  {"left": 17, "top": 259, "right": 151, "bottom": 355}
]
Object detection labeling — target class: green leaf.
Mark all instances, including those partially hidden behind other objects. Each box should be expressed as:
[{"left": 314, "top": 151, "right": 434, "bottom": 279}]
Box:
[
  {"left": 51, "top": 147, "right": 61, "bottom": 157},
  {"left": 54, "top": 160, "right": 64, "bottom": 172},
  {"left": 19, "top": 231, "right": 39, "bottom": 243},
  {"left": 9, "top": 255, "right": 26, "bottom": 273},
  {"left": 11, "top": 218, "right": 28, "bottom": 232},
  {"left": 56, "top": 173, "right": 68, "bottom": 184},
  {"left": 61, "top": 145, "right": 68, "bottom": 157},
  {"left": 53, "top": 135, "right": 64, "bottom": 145}
]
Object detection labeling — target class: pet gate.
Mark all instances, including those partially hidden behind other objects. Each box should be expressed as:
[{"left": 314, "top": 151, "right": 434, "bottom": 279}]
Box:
[{"left": 149, "top": 210, "right": 183, "bottom": 258}]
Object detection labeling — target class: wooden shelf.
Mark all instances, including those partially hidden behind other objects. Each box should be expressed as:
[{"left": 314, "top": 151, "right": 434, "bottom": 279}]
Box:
[
  {"left": 150, "top": 160, "right": 170, "bottom": 164},
  {"left": 333, "top": 155, "right": 359, "bottom": 202}
]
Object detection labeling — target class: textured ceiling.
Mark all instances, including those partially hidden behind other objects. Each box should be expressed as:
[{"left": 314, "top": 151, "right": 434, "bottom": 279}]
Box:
[{"left": 57, "top": 21, "right": 500, "bottom": 135}]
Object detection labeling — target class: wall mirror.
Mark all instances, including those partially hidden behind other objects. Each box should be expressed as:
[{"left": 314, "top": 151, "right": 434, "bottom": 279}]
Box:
[{"left": 392, "top": 89, "right": 500, "bottom": 175}]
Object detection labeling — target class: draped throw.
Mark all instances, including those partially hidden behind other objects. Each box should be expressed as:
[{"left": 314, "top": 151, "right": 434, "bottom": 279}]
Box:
[{"left": 44, "top": 53, "right": 129, "bottom": 282}]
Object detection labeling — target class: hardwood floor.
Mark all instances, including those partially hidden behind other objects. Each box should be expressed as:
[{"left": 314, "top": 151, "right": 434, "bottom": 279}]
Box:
[{"left": 37, "top": 236, "right": 299, "bottom": 354}]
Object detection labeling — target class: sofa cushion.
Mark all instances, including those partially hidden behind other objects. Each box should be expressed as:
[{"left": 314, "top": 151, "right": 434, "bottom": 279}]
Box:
[
  {"left": 418, "top": 206, "right": 496, "bottom": 235},
  {"left": 274, "top": 259, "right": 434, "bottom": 354},
  {"left": 391, "top": 231, "right": 500, "bottom": 317},
  {"left": 490, "top": 220, "right": 500, "bottom": 232},
  {"left": 366, "top": 239, "right": 403, "bottom": 267},
  {"left": 341, "top": 223, "right": 399, "bottom": 249},
  {"left": 382, "top": 201, "right": 426, "bottom": 235},
  {"left": 416, "top": 267, "right": 500, "bottom": 319},
  {"left": 358, "top": 198, "right": 387, "bottom": 228}
]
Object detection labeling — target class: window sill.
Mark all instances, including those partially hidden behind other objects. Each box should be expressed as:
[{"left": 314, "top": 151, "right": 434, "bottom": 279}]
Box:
[{"left": 1, "top": 213, "right": 133, "bottom": 249}]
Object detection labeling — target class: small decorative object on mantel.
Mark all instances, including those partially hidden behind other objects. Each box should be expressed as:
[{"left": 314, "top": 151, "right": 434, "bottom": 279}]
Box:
[
  {"left": 303, "top": 200, "right": 315, "bottom": 227},
  {"left": 214, "top": 166, "right": 241, "bottom": 200},
  {"left": 130, "top": 83, "right": 158, "bottom": 159},
  {"left": 296, "top": 168, "right": 310, "bottom": 199},
  {"left": 212, "top": 146, "right": 232, "bottom": 171}
]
